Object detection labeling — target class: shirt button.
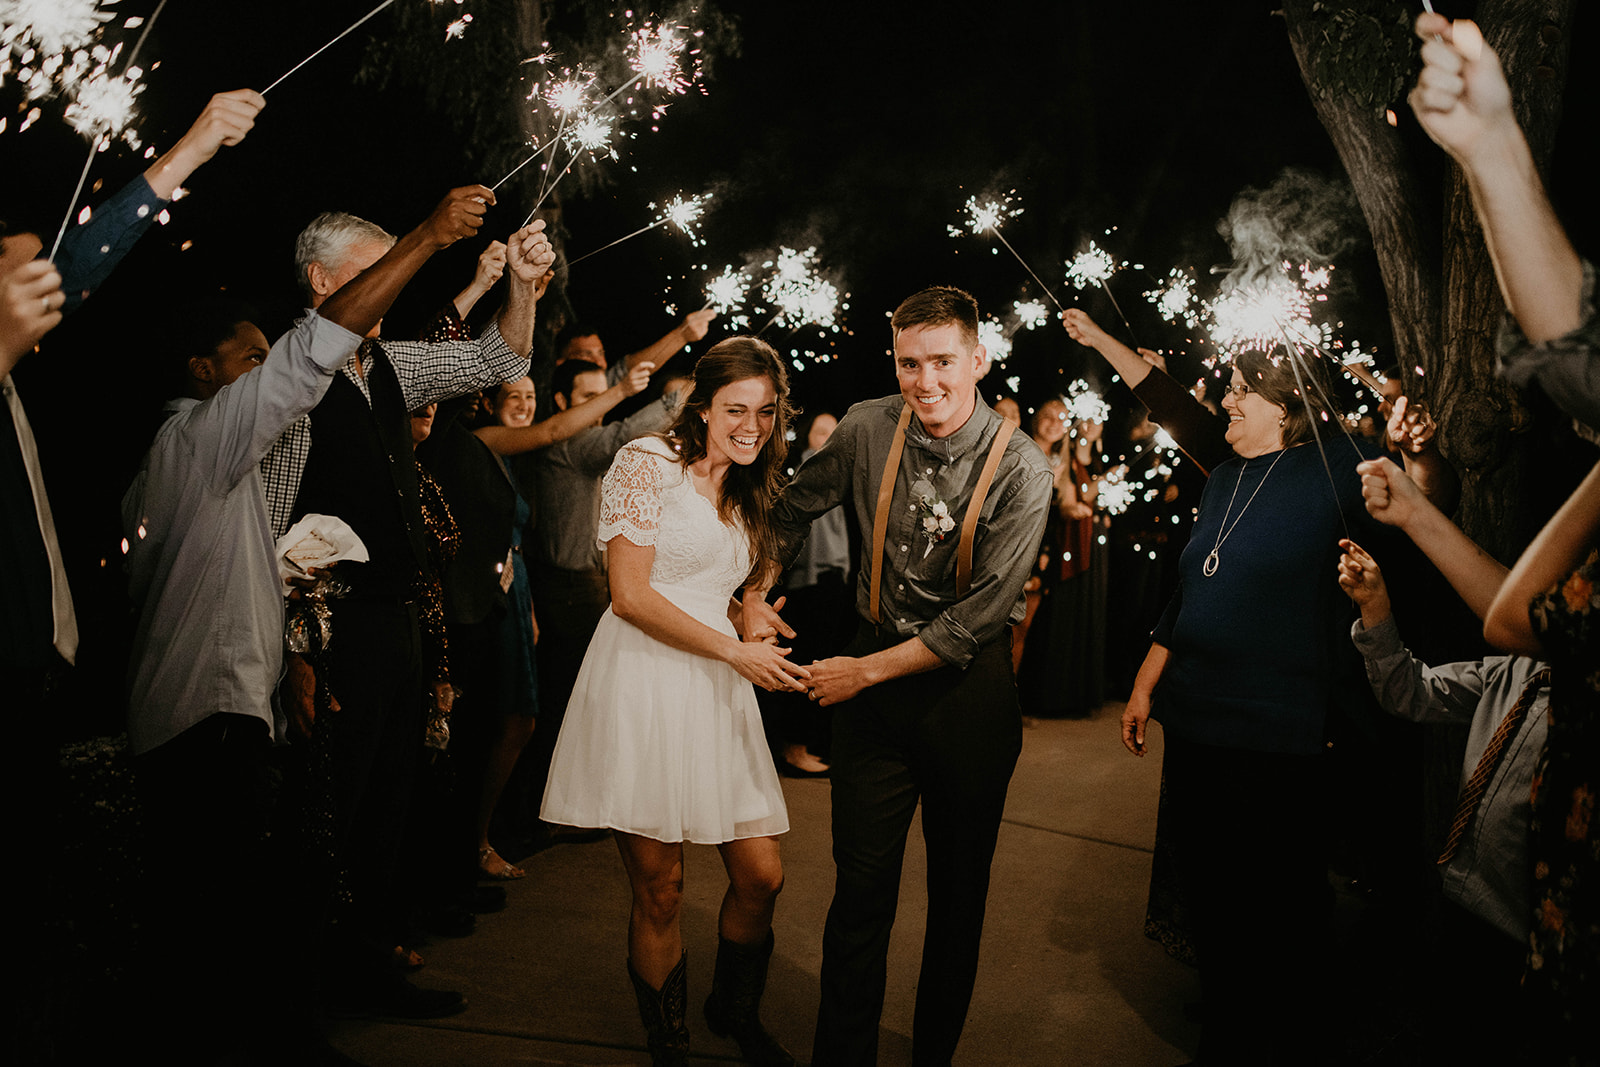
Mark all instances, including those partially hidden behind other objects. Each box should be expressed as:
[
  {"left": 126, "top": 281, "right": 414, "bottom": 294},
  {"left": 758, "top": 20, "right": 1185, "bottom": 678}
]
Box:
[
  {"left": 897, "top": 583, "right": 904, "bottom": 591},
  {"left": 899, "top": 544, "right": 908, "bottom": 552},
  {"left": 925, "top": 468, "right": 933, "bottom": 474}
]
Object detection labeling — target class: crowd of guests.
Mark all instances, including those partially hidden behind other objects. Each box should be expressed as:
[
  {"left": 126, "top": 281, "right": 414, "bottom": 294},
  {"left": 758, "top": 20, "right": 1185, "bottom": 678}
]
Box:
[{"left": 2, "top": 12, "right": 1596, "bottom": 1066}]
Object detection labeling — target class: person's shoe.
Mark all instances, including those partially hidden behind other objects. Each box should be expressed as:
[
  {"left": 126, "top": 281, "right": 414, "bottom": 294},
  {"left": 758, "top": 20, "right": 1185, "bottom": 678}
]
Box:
[
  {"left": 478, "top": 845, "right": 526, "bottom": 880},
  {"left": 703, "top": 932, "right": 794, "bottom": 1067},
  {"left": 629, "top": 953, "right": 690, "bottom": 1067}
]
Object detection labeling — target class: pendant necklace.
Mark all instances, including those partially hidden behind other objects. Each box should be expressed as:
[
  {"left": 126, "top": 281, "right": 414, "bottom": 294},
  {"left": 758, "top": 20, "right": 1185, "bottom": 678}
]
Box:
[{"left": 1202, "top": 450, "right": 1286, "bottom": 577}]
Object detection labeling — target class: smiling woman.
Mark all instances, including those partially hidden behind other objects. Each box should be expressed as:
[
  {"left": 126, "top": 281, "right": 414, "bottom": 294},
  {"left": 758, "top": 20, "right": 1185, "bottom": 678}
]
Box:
[{"left": 539, "top": 336, "right": 809, "bottom": 1065}]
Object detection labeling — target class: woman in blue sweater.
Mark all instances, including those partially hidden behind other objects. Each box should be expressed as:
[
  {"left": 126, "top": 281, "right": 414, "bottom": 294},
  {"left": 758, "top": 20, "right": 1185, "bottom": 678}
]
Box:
[{"left": 1122, "top": 349, "right": 1379, "bottom": 1066}]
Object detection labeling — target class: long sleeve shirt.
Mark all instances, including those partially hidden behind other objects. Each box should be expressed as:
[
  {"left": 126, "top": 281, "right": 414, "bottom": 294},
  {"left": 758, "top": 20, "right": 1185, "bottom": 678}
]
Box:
[
  {"left": 1351, "top": 614, "right": 1550, "bottom": 944},
  {"left": 122, "top": 311, "right": 361, "bottom": 755},
  {"left": 771, "top": 394, "right": 1053, "bottom": 670}
]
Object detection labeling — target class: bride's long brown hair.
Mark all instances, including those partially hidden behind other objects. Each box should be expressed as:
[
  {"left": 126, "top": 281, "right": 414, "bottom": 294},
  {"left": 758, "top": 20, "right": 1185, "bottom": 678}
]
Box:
[{"left": 660, "top": 336, "right": 796, "bottom": 578}]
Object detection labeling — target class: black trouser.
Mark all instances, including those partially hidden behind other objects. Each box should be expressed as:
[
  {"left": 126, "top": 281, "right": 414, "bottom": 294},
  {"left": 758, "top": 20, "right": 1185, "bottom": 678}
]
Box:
[
  {"left": 287, "top": 597, "right": 425, "bottom": 990},
  {"left": 813, "top": 626, "right": 1021, "bottom": 1067},
  {"left": 133, "top": 713, "right": 276, "bottom": 1062},
  {"left": 1162, "top": 734, "right": 1331, "bottom": 1067}
]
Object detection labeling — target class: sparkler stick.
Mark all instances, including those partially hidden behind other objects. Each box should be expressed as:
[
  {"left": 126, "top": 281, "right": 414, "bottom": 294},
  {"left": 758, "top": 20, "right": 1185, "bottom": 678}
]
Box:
[
  {"left": 48, "top": 0, "right": 168, "bottom": 263},
  {"left": 489, "top": 139, "right": 555, "bottom": 192},
  {"left": 563, "top": 193, "right": 711, "bottom": 268},
  {"left": 950, "top": 194, "right": 1065, "bottom": 312},
  {"left": 1066, "top": 242, "right": 1139, "bottom": 346},
  {"left": 1273, "top": 329, "right": 1356, "bottom": 541},
  {"left": 261, "top": 0, "right": 398, "bottom": 95}
]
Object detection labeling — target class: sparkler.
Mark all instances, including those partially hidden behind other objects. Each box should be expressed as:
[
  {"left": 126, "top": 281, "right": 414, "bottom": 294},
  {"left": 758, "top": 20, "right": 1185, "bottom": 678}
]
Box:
[
  {"left": 755, "top": 246, "right": 843, "bottom": 338},
  {"left": 701, "top": 264, "right": 751, "bottom": 328},
  {"left": 1013, "top": 299, "right": 1050, "bottom": 330},
  {"left": 1065, "top": 379, "right": 1110, "bottom": 426},
  {"left": 978, "top": 318, "right": 1012, "bottom": 367},
  {"left": 47, "top": 0, "right": 166, "bottom": 263},
  {"left": 1066, "top": 239, "right": 1139, "bottom": 345},
  {"left": 1145, "top": 267, "right": 1199, "bottom": 327},
  {"left": 1097, "top": 466, "right": 1138, "bottom": 517},
  {"left": 261, "top": 0, "right": 399, "bottom": 95},
  {"left": 949, "top": 192, "right": 1065, "bottom": 312},
  {"left": 62, "top": 65, "right": 142, "bottom": 145},
  {"left": 1, "top": 0, "right": 111, "bottom": 103},
  {"left": 563, "top": 192, "right": 712, "bottom": 268}
]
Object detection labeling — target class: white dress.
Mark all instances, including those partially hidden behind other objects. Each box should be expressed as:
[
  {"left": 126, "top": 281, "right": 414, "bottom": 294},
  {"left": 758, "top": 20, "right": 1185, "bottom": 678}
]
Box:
[{"left": 540, "top": 436, "right": 790, "bottom": 844}]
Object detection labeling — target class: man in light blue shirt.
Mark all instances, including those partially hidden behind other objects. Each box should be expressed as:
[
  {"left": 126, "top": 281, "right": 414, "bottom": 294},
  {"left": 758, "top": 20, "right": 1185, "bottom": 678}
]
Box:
[{"left": 121, "top": 186, "right": 511, "bottom": 1062}]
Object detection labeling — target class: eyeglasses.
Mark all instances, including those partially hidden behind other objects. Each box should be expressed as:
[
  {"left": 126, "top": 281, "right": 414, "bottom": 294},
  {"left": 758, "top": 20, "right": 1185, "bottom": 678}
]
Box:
[{"left": 1225, "top": 384, "right": 1255, "bottom": 399}]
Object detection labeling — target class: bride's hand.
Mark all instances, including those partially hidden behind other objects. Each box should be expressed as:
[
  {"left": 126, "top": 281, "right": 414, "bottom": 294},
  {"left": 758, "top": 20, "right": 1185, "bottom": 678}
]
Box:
[{"left": 727, "top": 641, "right": 811, "bottom": 692}]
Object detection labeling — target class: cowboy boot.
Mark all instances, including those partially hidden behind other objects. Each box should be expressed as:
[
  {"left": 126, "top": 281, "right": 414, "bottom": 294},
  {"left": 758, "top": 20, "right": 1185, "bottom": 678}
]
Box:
[
  {"left": 628, "top": 952, "right": 690, "bottom": 1067},
  {"left": 703, "top": 931, "right": 795, "bottom": 1067}
]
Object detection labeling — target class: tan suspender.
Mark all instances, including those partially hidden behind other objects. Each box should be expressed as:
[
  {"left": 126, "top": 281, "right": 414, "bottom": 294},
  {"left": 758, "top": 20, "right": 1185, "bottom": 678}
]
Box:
[
  {"left": 958, "top": 417, "right": 1016, "bottom": 596},
  {"left": 868, "top": 406, "right": 1017, "bottom": 624},
  {"left": 868, "top": 406, "right": 913, "bottom": 624}
]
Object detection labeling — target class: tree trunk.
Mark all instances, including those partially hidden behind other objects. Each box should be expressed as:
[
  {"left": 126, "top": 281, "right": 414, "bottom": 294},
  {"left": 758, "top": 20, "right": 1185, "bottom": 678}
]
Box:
[{"left": 1281, "top": 0, "right": 1575, "bottom": 560}]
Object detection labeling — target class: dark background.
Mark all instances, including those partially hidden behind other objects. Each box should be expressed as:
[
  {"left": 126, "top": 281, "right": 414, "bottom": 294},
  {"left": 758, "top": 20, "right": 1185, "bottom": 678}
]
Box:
[{"left": 3, "top": 0, "right": 1594, "bottom": 726}]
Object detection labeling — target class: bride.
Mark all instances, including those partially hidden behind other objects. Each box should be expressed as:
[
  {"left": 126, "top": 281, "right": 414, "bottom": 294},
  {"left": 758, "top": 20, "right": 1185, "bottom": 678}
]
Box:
[{"left": 541, "top": 336, "right": 810, "bottom": 1067}]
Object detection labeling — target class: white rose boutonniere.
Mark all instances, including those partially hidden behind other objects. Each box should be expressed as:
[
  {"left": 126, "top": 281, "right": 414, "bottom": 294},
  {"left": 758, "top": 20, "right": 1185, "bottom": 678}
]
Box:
[{"left": 912, "top": 478, "right": 957, "bottom": 558}]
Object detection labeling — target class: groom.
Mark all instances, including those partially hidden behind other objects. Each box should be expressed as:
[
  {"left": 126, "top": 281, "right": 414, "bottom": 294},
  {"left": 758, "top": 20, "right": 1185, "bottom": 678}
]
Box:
[{"left": 744, "top": 286, "right": 1051, "bottom": 1064}]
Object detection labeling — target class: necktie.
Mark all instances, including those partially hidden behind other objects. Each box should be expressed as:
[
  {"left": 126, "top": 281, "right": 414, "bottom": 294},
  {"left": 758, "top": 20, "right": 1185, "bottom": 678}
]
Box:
[{"left": 1437, "top": 665, "right": 1551, "bottom": 865}]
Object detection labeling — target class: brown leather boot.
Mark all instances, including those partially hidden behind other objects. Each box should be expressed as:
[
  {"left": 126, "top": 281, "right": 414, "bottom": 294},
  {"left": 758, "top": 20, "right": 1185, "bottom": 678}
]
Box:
[
  {"left": 703, "top": 932, "right": 795, "bottom": 1066},
  {"left": 628, "top": 952, "right": 689, "bottom": 1067}
]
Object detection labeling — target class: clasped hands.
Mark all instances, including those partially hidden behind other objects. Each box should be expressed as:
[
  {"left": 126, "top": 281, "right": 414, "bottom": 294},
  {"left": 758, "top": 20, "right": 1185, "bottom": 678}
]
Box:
[{"left": 738, "top": 594, "right": 869, "bottom": 705}]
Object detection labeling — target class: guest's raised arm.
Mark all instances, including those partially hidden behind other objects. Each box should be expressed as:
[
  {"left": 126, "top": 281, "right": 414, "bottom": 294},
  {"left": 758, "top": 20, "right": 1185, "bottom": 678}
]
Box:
[{"left": 1484, "top": 460, "right": 1600, "bottom": 655}]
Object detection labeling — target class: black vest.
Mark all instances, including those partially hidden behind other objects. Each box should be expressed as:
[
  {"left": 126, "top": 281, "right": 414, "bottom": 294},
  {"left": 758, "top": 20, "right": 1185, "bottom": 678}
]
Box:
[{"left": 293, "top": 345, "right": 430, "bottom": 599}]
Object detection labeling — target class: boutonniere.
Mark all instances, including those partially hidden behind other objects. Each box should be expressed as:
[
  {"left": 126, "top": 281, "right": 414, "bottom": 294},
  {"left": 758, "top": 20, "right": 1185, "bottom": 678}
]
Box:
[{"left": 912, "top": 478, "right": 956, "bottom": 558}]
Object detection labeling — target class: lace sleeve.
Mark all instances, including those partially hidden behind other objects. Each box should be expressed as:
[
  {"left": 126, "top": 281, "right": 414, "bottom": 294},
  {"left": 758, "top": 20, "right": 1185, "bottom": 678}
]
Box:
[{"left": 598, "top": 440, "right": 667, "bottom": 548}]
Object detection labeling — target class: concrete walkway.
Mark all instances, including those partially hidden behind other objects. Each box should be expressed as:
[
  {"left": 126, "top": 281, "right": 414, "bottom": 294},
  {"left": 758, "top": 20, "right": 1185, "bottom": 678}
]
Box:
[{"left": 329, "top": 707, "right": 1201, "bottom": 1065}]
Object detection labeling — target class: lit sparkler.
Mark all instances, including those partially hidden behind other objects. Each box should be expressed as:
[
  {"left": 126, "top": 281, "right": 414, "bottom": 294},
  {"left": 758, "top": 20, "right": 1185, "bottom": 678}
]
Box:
[
  {"left": 1204, "top": 262, "right": 1331, "bottom": 356},
  {"left": 1097, "top": 465, "right": 1138, "bottom": 517},
  {"left": 702, "top": 265, "right": 751, "bottom": 328},
  {"left": 1065, "top": 242, "right": 1120, "bottom": 290},
  {"left": 444, "top": 14, "right": 472, "bottom": 40},
  {"left": 1013, "top": 299, "right": 1050, "bottom": 330},
  {"left": 564, "top": 191, "right": 713, "bottom": 268},
  {"left": 978, "top": 318, "right": 1012, "bottom": 367},
  {"left": 0, "top": 0, "right": 109, "bottom": 56},
  {"left": 1065, "top": 379, "right": 1110, "bottom": 426},
  {"left": 1145, "top": 267, "right": 1198, "bottom": 327},
  {"left": 948, "top": 191, "right": 1064, "bottom": 312},
  {"left": 62, "top": 65, "right": 142, "bottom": 146},
  {"left": 757, "top": 246, "right": 842, "bottom": 335}
]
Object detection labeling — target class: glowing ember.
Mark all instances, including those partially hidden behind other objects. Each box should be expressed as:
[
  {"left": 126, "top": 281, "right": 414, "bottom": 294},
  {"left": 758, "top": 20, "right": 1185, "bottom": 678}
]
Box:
[
  {"left": 704, "top": 265, "right": 751, "bottom": 325},
  {"left": 1204, "top": 263, "right": 1331, "bottom": 356},
  {"left": 543, "top": 73, "right": 591, "bottom": 115},
  {"left": 1065, "top": 241, "right": 1121, "bottom": 290},
  {"left": 761, "top": 246, "right": 842, "bottom": 332},
  {"left": 656, "top": 192, "right": 710, "bottom": 245},
  {"left": 444, "top": 14, "right": 472, "bottom": 40}
]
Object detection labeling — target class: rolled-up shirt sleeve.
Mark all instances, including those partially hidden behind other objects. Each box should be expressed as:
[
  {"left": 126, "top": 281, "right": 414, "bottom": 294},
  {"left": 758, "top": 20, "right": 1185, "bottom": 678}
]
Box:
[
  {"left": 1496, "top": 259, "right": 1600, "bottom": 434},
  {"left": 383, "top": 321, "right": 530, "bottom": 410}
]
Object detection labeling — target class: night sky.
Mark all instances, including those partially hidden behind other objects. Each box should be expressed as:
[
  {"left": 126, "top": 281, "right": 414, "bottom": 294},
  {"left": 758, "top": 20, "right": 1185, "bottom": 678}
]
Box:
[{"left": 3, "top": 0, "right": 1594, "bottom": 722}]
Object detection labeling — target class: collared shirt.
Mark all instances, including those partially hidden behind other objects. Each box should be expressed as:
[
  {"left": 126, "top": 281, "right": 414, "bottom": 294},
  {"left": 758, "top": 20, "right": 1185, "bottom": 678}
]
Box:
[
  {"left": 257, "top": 320, "right": 525, "bottom": 539},
  {"left": 1352, "top": 614, "right": 1550, "bottom": 943},
  {"left": 530, "top": 396, "right": 678, "bottom": 573},
  {"left": 772, "top": 394, "right": 1052, "bottom": 669},
  {"left": 122, "top": 311, "right": 360, "bottom": 755}
]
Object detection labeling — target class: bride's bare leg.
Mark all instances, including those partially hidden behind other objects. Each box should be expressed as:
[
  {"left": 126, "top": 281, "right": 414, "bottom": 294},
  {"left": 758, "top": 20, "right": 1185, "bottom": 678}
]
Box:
[
  {"left": 715, "top": 836, "right": 784, "bottom": 943},
  {"left": 616, "top": 832, "right": 686, "bottom": 987}
]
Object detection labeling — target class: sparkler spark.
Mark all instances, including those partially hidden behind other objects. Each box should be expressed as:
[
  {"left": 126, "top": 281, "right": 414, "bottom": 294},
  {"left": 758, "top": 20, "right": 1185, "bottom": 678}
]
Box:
[
  {"left": 760, "top": 246, "right": 842, "bottom": 332},
  {"left": 978, "top": 318, "right": 1012, "bottom": 366},
  {"left": 1097, "top": 466, "right": 1138, "bottom": 517},
  {"left": 948, "top": 192, "right": 1022, "bottom": 237},
  {"left": 563, "top": 112, "right": 614, "bottom": 154},
  {"left": 542, "top": 72, "right": 592, "bottom": 115},
  {"left": 62, "top": 65, "right": 143, "bottom": 146},
  {"left": 657, "top": 192, "right": 709, "bottom": 245},
  {"left": 1065, "top": 241, "right": 1122, "bottom": 290},
  {"left": 1145, "top": 267, "right": 1198, "bottom": 326},
  {"left": 627, "top": 21, "right": 692, "bottom": 94},
  {"left": 1065, "top": 379, "right": 1110, "bottom": 426},
  {"left": 1013, "top": 300, "right": 1050, "bottom": 330},
  {"left": 1204, "top": 262, "right": 1331, "bottom": 356},
  {"left": 444, "top": 14, "right": 472, "bottom": 40},
  {"left": 0, "top": 0, "right": 109, "bottom": 56},
  {"left": 703, "top": 265, "right": 751, "bottom": 327}
]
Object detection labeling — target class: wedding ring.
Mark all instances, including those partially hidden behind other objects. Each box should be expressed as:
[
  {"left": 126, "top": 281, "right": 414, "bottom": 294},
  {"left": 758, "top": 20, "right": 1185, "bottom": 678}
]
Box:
[
  {"left": 808, "top": 689, "right": 818, "bottom": 702},
  {"left": 43, "top": 295, "right": 52, "bottom": 313}
]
